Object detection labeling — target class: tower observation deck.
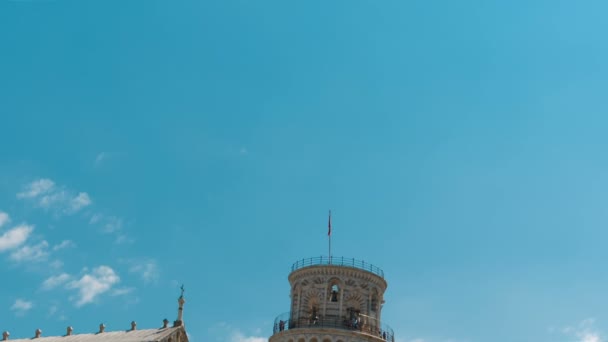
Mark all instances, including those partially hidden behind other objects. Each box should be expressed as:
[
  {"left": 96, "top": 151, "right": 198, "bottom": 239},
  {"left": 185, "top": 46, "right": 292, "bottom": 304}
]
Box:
[{"left": 269, "top": 256, "right": 395, "bottom": 342}]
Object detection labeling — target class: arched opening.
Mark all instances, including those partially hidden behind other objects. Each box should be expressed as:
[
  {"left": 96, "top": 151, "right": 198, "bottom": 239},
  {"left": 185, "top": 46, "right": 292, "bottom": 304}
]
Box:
[
  {"left": 322, "top": 339, "right": 331, "bottom": 342},
  {"left": 309, "top": 338, "right": 319, "bottom": 342},
  {"left": 328, "top": 278, "right": 341, "bottom": 303},
  {"left": 371, "top": 290, "right": 379, "bottom": 312},
  {"left": 305, "top": 293, "right": 321, "bottom": 326},
  {"left": 346, "top": 306, "right": 361, "bottom": 329},
  {"left": 330, "top": 284, "right": 339, "bottom": 302},
  {"left": 310, "top": 306, "right": 319, "bottom": 325}
]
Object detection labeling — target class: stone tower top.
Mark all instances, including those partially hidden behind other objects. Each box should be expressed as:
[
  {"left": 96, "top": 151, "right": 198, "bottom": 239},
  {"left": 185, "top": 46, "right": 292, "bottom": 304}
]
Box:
[{"left": 270, "top": 256, "right": 394, "bottom": 342}]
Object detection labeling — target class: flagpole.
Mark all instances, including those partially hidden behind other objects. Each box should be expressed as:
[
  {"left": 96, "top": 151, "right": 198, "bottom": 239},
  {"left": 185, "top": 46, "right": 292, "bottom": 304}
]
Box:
[{"left": 328, "top": 210, "right": 332, "bottom": 264}]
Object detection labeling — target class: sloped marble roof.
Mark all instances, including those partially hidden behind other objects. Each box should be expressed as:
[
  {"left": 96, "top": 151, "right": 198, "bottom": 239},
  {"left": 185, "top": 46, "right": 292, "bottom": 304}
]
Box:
[{"left": 5, "top": 326, "right": 186, "bottom": 342}]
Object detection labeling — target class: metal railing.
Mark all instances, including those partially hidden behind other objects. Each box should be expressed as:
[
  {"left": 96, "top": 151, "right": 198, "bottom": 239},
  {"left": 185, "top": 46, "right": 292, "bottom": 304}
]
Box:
[
  {"left": 290, "top": 256, "right": 385, "bottom": 278},
  {"left": 272, "top": 312, "right": 394, "bottom": 342}
]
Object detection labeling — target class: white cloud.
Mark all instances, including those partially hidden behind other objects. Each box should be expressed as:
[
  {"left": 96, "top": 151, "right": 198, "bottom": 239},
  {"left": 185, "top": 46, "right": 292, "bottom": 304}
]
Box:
[
  {"left": 89, "top": 214, "right": 103, "bottom": 224},
  {"left": 53, "top": 240, "right": 75, "bottom": 251},
  {"left": 41, "top": 273, "right": 71, "bottom": 290},
  {"left": 69, "top": 192, "right": 92, "bottom": 213},
  {"left": 39, "top": 190, "right": 68, "bottom": 209},
  {"left": 230, "top": 331, "right": 266, "bottom": 342},
  {"left": 10, "top": 240, "right": 49, "bottom": 262},
  {"left": 67, "top": 266, "right": 120, "bottom": 307},
  {"left": 561, "top": 318, "right": 603, "bottom": 342},
  {"left": 16, "top": 179, "right": 55, "bottom": 199},
  {"left": 209, "top": 323, "right": 266, "bottom": 342},
  {"left": 0, "top": 212, "right": 10, "bottom": 228},
  {"left": 11, "top": 299, "right": 33, "bottom": 316},
  {"left": 581, "top": 333, "right": 602, "bottom": 342},
  {"left": 17, "top": 179, "right": 91, "bottom": 215},
  {"left": 129, "top": 260, "right": 159, "bottom": 283},
  {"left": 0, "top": 224, "right": 33, "bottom": 252},
  {"left": 100, "top": 216, "right": 122, "bottom": 233}
]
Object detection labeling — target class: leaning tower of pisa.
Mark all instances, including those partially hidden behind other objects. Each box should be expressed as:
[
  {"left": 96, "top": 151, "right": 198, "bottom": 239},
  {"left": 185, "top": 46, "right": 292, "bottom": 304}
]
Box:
[{"left": 269, "top": 256, "right": 394, "bottom": 342}]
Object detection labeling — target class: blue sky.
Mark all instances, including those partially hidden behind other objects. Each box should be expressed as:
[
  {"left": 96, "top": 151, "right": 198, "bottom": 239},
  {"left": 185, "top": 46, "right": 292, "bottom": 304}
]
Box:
[{"left": 1, "top": 1, "right": 608, "bottom": 342}]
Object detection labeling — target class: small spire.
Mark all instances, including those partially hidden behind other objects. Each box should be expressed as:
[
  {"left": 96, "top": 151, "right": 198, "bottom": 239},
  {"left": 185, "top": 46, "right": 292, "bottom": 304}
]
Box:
[
  {"left": 66, "top": 326, "right": 73, "bottom": 336},
  {"left": 162, "top": 319, "right": 169, "bottom": 329},
  {"left": 130, "top": 321, "right": 137, "bottom": 331},
  {"left": 2, "top": 331, "right": 9, "bottom": 341},
  {"left": 34, "top": 329, "right": 42, "bottom": 338},
  {"left": 99, "top": 323, "right": 106, "bottom": 334},
  {"left": 173, "top": 285, "right": 186, "bottom": 327}
]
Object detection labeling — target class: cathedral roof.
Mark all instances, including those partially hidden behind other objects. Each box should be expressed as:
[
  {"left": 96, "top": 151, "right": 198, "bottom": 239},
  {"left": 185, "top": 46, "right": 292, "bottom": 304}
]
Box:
[{"left": 4, "top": 326, "right": 187, "bottom": 342}]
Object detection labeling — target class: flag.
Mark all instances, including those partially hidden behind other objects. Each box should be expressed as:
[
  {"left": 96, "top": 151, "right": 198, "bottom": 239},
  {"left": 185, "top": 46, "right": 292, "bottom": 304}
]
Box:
[{"left": 328, "top": 210, "right": 332, "bottom": 236}]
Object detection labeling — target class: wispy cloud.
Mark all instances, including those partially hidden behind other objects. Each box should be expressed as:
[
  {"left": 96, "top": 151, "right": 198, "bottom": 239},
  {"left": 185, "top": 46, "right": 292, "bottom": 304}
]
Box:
[
  {"left": 210, "top": 323, "right": 266, "bottom": 342},
  {"left": 90, "top": 215, "right": 134, "bottom": 244},
  {"left": 100, "top": 216, "right": 122, "bottom": 233},
  {"left": 52, "top": 240, "right": 75, "bottom": 251},
  {"left": 561, "top": 318, "right": 602, "bottom": 342},
  {"left": 0, "top": 211, "right": 10, "bottom": 228},
  {"left": 111, "top": 287, "right": 135, "bottom": 296},
  {"left": 66, "top": 266, "right": 120, "bottom": 307},
  {"left": 11, "top": 299, "right": 33, "bottom": 316},
  {"left": 114, "top": 234, "right": 134, "bottom": 245},
  {"left": 41, "top": 273, "right": 71, "bottom": 290},
  {"left": 89, "top": 214, "right": 103, "bottom": 224},
  {"left": 49, "top": 260, "right": 64, "bottom": 269},
  {"left": 129, "top": 259, "right": 160, "bottom": 284},
  {"left": 94, "top": 152, "right": 107, "bottom": 167},
  {"left": 48, "top": 305, "right": 58, "bottom": 315},
  {"left": 0, "top": 224, "right": 33, "bottom": 252},
  {"left": 17, "top": 178, "right": 92, "bottom": 215},
  {"left": 70, "top": 193, "right": 91, "bottom": 212},
  {"left": 16, "top": 179, "right": 55, "bottom": 199},
  {"left": 10, "top": 241, "right": 49, "bottom": 262},
  {"left": 230, "top": 332, "right": 266, "bottom": 342}
]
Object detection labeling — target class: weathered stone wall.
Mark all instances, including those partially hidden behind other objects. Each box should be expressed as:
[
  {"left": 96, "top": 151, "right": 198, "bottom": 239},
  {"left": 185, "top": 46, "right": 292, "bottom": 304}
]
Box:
[
  {"left": 269, "top": 327, "right": 389, "bottom": 342},
  {"left": 288, "top": 265, "right": 387, "bottom": 324}
]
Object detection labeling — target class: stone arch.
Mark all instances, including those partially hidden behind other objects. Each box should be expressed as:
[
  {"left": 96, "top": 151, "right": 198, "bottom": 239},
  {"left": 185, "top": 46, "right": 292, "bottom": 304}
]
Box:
[
  {"left": 322, "top": 339, "right": 332, "bottom": 342},
  {"left": 297, "top": 338, "right": 305, "bottom": 342},
  {"left": 302, "top": 289, "right": 323, "bottom": 320},
  {"left": 328, "top": 277, "right": 342, "bottom": 302},
  {"left": 370, "top": 288, "right": 379, "bottom": 312},
  {"left": 303, "top": 289, "right": 323, "bottom": 308},
  {"left": 291, "top": 283, "right": 300, "bottom": 311},
  {"left": 344, "top": 291, "right": 365, "bottom": 312},
  {"left": 309, "top": 338, "right": 319, "bottom": 342}
]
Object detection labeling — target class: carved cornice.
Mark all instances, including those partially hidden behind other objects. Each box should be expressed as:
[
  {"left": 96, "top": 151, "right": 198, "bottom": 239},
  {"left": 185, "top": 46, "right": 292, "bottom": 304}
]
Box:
[{"left": 289, "top": 266, "right": 387, "bottom": 292}]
